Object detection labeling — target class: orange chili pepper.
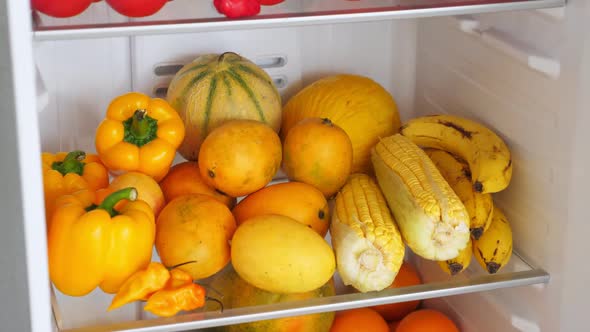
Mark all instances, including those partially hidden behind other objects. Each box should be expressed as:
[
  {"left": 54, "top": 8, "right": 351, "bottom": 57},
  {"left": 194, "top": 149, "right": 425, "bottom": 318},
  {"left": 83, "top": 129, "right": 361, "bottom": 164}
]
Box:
[
  {"left": 108, "top": 262, "right": 170, "bottom": 311},
  {"left": 144, "top": 283, "right": 206, "bottom": 318}
]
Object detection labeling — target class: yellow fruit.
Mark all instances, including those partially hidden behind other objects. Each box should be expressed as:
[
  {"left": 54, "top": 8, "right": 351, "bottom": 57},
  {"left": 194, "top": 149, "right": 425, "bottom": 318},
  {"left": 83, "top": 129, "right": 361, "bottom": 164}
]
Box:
[
  {"left": 231, "top": 214, "right": 335, "bottom": 294},
  {"left": 281, "top": 74, "right": 400, "bottom": 174},
  {"left": 206, "top": 265, "right": 336, "bottom": 332},
  {"left": 438, "top": 238, "right": 473, "bottom": 276},
  {"left": 198, "top": 119, "right": 282, "bottom": 197},
  {"left": 400, "top": 114, "right": 512, "bottom": 194},
  {"left": 473, "top": 206, "right": 513, "bottom": 274},
  {"left": 232, "top": 181, "right": 331, "bottom": 237},
  {"left": 282, "top": 117, "right": 353, "bottom": 198}
]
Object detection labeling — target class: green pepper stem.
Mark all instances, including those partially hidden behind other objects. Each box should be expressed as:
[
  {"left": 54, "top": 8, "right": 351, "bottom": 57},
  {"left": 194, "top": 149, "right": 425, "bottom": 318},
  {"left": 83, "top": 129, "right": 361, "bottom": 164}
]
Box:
[
  {"left": 131, "top": 110, "right": 151, "bottom": 140},
  {"left": 51, "top": 150, "right": 86, "bottom": 176},
  {"left": 98, "top": 187, "right": 137, "bottom": 217}
]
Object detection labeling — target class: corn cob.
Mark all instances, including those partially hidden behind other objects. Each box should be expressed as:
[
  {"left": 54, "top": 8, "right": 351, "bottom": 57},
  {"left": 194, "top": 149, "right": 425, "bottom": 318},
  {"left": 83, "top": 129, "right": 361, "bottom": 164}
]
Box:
[
  {"left": 330, "top": 173, "right": 405, "bottom": 293},
  {"left": 371, "top": 134, "right": 470, "bottom": 261},
  {"left": 424, "top": 148, "right": 494, "bottom": 240}
]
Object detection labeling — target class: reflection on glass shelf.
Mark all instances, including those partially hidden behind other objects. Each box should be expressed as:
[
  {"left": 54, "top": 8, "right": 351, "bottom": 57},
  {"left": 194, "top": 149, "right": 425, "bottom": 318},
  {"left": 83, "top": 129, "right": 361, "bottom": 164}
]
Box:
[
  {"left": 33, "top": 0, "right": 564, "bottom": 40},
  {"left": 52, "top": 251, "right": 549, "bottom": 332}
]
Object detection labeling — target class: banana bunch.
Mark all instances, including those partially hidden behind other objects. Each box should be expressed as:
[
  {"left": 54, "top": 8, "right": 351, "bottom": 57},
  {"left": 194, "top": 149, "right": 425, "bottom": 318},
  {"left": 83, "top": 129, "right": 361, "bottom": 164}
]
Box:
[
  {"left": 399, "top": 114, "right": 514, "bottom": 276},
  {"left": 424, "top": 149, "right": 494, "bottom": 240},
  {"left": 400, "top": 114, "right": 512, "bottom": 194}
]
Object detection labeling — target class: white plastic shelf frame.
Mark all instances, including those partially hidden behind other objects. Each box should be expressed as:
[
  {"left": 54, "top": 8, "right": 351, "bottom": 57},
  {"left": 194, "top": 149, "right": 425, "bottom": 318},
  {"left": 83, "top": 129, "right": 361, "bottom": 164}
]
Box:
[
  {"left": 52, "top": 248, "right": 549, "bottom": 332},
  {"left": 32, "top": 0, "right": 565, "bottom": 40}
]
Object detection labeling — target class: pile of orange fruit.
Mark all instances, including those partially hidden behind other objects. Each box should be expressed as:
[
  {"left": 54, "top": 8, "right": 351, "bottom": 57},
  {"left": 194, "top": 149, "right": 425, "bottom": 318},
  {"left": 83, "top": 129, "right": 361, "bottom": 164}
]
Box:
[{"left": 330, "top": 261, "right": 460, "bottom": 332}]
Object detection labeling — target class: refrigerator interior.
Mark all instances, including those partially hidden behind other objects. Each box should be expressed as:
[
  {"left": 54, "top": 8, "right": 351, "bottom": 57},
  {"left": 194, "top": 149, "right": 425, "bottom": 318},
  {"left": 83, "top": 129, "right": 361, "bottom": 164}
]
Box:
[{"left": 10, "top": 0, "right": 590, "bottom": 331}]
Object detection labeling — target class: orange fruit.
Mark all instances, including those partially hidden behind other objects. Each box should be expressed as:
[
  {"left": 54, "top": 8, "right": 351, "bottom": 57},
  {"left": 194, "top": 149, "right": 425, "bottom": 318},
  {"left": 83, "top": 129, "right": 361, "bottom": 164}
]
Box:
[
  {"left": 282, "top": 117, "right": 353, "bottom": 198},
  {"left": 155, "top": 194, "right": 237, "bottom": 280},
  {"left": 370, "top": 262, "right": 422, "bottom": 321},
  {"left": 159, "top": 161, "right": 236, "bottom": 208},
  {"left": 396, "top": 309, "right": 459, "bottom": 332},
  {"left": 232, "top": 181, "right": 330, "bottom": 237},
  {"left": 96, "top": 171, "right": 165, "bottom": 216},
  {"left": 330, "top": 308, "right": 389, "bottom": 332},
  {"left": 198, "top": 120, "right": 282, "bottom": 197}
]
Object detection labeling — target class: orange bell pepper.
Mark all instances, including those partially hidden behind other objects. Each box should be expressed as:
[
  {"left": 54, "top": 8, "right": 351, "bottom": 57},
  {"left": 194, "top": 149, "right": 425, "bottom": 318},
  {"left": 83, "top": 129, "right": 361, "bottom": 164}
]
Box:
[
  {"left": 95, "top": 92, "right": 185, "bottom": 182},
  {"left": 42, "top": 150, "right": 109, "bottom": 225},
  {"left": 48, "top": 187, "right": 156, "bottom": 297}
]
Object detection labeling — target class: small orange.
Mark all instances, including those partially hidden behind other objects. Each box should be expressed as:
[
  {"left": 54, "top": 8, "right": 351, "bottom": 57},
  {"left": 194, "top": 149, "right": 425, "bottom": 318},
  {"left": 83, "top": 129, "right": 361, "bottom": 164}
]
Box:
[
  {"left": 370, "top": 262, "right": 422, "bottom": 321},
  {"left": 330, "top": 308, "right": 389, "bottom": 332},
  {"left": 155, "top": 194, "right": 237, "bottom": 280},
  {"left": 159, "top": 161, "right": 236, "bottom": 208},
  {"left": 96, "top": 171, "right": 165, "bottom": 216},
  {"left": 282, "top": 117, "right": 353, "bottom": 198},
  {"left": 396, "top": 309, "right": 459, "bottom": 332},
  {"left": 388, "top": 321, "right": 400, "bottom": 332},
  {"left": 198, "top": 119, "right": 282, "bottom": 197}
]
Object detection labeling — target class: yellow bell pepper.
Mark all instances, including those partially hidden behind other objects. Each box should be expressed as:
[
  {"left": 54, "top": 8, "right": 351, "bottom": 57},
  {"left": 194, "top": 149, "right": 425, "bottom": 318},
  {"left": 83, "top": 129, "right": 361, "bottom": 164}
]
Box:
[
  {"left": 42, "top": 150, "right": 109, "bottom": 226},
  {"left": 48, "top": 187, "right": 156, "bottom": 297},
  {"left": 95, "top": 92, "right": 185, "bottom": 182}
]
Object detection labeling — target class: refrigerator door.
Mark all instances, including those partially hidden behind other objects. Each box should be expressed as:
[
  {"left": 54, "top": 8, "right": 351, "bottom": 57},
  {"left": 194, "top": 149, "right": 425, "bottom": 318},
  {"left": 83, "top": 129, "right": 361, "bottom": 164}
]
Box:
[{"left": 0, "top": 1, "right": 52, "bottom": 331}]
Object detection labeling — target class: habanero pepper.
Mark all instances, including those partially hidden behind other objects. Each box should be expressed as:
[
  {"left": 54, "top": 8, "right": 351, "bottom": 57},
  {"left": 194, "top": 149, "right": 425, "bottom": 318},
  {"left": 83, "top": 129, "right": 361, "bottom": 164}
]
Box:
[
  {"left": 144, "top": 281, "right": 206, "bottom": 318},
  {"left": 95, "top": 92, "right": 185, "bottom": 182},
  {"left": 42, "top": 150, "right": 109, "bottom": 226},
  {"left": 48, "top": 187, "right": 155, "bottom": 297},
  {"left": 108, "top": 261, "right": 195, "bottom": 311}
]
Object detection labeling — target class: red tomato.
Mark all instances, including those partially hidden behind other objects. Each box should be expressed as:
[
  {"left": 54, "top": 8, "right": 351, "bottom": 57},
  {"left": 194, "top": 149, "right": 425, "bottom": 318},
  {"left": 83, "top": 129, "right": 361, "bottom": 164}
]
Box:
[
  {"left": 105, "top": 0, "right": 168, "bottom": 17},
  {"left": 258, "top": 0, "right": 285, "bottom": 5},
  {"left": 31, "top": 0, "right": 93, "bottom": 18}
]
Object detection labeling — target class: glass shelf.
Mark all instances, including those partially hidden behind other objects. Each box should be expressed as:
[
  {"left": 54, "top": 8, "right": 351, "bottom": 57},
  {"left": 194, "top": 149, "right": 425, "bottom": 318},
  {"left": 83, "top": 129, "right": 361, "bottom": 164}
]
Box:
[
  {"left": 52, "top": 250, "right": 549, "bottom": 332},
  {"left": 33, "top": 0, "right": 565, "bottom": 41}
]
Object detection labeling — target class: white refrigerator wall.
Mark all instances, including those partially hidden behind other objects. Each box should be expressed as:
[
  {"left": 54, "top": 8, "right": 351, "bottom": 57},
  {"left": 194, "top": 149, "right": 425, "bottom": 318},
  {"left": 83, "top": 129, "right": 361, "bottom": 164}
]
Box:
[{"left": 416, "top": 2, "right": 590, "bottom": 331}]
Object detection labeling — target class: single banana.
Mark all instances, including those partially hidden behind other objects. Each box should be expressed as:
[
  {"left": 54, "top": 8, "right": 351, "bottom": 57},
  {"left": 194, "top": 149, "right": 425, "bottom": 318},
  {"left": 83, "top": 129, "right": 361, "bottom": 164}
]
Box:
[
  {"left": 438, "top": 238, "right": 472, "bottom": 276},
  {"left": 424, "top": 149, "right": 494, "bottom": 240},
  {"left": 472, "top": 206, "right": 513, "bottom": 274},
  {"left": 400, "top": 114, "right": 512, "bottom": 194}
]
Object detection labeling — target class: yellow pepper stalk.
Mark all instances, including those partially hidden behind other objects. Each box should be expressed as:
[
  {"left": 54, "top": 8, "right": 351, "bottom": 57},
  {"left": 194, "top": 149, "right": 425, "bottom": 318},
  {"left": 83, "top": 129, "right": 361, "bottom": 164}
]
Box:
[
  {"left": 48, "top": 187, "right": 156, "bottom": 297},
  {"left": 42, "top": 150, "right": 109, "bottom": 225},
  {"left": 95, "top": 92, "right": 185, "bottom": 182}
]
